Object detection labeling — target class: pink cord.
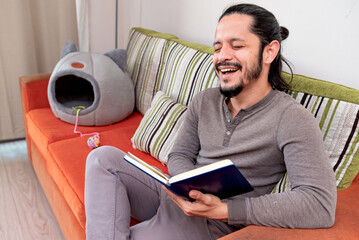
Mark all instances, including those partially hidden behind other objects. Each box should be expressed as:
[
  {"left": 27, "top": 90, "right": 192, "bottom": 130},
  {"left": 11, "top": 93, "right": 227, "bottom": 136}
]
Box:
[{"left": 74, "top": 108, "right": 100, "bottom": 139}]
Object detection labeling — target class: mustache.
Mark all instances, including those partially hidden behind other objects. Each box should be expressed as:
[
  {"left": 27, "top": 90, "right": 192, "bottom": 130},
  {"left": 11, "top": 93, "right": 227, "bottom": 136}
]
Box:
[{"left": 215, "top": 62, "right": 242, "bottom": 71}]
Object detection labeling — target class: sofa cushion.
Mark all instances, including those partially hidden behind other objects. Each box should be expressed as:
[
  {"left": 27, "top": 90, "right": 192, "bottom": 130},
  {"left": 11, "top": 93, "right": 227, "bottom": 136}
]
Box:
[
  {"left": 272, "top": 73, "right": 359, "bottom": 192},
  {"left": 291, "top": 93, "right": 359, "bottom": 190},
  {"left": 131, "top": 91, "right": 187, "bottom": 164},
  {"left": 26, "top": 108, "right": 134, "bottom": 154},
  {"left": 126, "top": 28, "right": 178, "bottom": 115},
  {"left": 47, "top": 112, "right": 168, "bottom": 229},
  {"left": 156, "top": 39, "right": 219, "bottom": 106},
  {"left": 271, "top": 172, "right": 291, "bottom": 193}
]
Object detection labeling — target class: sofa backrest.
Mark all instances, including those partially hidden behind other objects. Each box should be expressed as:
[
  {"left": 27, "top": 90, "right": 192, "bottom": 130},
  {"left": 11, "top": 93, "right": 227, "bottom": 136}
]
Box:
[
  {"left": 282, "top": 72, "right": 359, "bottom": 191},
  {"left": 126, "top": 27, "right": 359, "bottom": 191}
]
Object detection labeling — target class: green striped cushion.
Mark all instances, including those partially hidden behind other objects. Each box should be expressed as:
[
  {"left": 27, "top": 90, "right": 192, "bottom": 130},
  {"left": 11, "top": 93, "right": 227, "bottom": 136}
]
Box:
[
  {"left": 131, "top": 91, "right": 187, "bottom": 164},
  {"left": 156, "top": 39, "right": 219, "bottom": 106},
  {"left": 126, "top": 28, "right": 177, "bottom": 114},
  {"left": 273, "top": 73, "right": 359, "bottom": 193},
  {"left": 291, "top": 92, "right": 359, "bottom": 190},
  {"left": 272, "top": 172, "right": 291, "bottom": 193}
]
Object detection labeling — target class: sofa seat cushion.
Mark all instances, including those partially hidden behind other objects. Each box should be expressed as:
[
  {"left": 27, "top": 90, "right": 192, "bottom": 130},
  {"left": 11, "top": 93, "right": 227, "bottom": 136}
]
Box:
[
  {"left": 46, "top": 113, "right": 169, "bottom": 229},
  {"left": 26, "top": 108, "right": 141, "bottom": 158}
]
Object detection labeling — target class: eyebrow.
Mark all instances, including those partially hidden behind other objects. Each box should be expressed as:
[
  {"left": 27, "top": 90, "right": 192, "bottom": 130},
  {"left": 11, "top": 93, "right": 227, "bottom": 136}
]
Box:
[{"left": 213, "top": 41, "right": 221, "bottom": 47}]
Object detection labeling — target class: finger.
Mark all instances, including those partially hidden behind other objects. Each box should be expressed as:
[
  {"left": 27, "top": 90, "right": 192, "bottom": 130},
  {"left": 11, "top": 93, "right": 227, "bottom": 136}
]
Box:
[
  {"left": 189, "top": 190, "right": 202, "bottom": 200},
  {"left": 189, "top": 190, "right": 213, "bottom": 204}
]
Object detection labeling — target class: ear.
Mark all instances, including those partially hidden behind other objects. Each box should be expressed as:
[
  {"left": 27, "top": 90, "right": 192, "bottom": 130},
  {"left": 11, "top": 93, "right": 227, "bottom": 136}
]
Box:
[
  {"left": 263, "top": 40, "right": 280, "bottom": 64},
  {"left": 105, "top": 49, "right": 127, "bottom": 72},
  {"left": 60, "top": 40, "right": 78, "bottom": 59}
]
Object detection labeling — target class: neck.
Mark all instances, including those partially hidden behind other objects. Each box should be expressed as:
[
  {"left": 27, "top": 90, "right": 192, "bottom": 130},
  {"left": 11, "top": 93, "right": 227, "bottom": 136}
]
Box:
[{"left": 227, "top": 76, "right": 272, "bottom": 118}]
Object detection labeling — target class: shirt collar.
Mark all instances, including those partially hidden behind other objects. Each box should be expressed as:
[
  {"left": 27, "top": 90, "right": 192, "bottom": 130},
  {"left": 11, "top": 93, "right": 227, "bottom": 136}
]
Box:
[{"left": 222, "top": 89, "right": 278, "bottom": 116}]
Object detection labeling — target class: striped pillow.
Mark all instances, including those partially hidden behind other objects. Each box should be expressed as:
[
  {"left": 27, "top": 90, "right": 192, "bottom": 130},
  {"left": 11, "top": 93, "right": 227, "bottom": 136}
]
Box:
[
  {"left": 126, "top": 28, "right": 177, "bottom": 114},
  {"left": 272, "top": 172, "right": 291, "bottom": 193},
  {"left": 292, "top": 92, "right": 359, "bottom": 189},
  {"left": 273, "top": 74, "right": 359, "bottom": 193},
  {"left": 131, "top": 91, "right": 187, "bottom": 164},
  {"left": 156, "top": 40, "right": 219, "bottom": 106}
]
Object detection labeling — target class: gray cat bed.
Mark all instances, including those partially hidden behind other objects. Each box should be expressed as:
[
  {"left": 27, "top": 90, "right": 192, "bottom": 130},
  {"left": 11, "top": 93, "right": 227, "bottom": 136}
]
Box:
[{"left": 48, "top": 41, "right": 135, "bottom": 126}]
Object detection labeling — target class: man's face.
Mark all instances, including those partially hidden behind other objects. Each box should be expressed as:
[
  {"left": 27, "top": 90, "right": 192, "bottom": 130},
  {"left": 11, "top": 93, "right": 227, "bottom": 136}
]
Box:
[{"left": 213, "top": 14, "right": 263, "bottom": 98}]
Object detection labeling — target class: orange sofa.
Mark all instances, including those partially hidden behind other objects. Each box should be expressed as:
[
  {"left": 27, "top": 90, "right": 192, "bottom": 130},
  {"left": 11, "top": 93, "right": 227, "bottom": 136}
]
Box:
[{"left": 20, "top": 28, "right": 359, "bottom": 239}]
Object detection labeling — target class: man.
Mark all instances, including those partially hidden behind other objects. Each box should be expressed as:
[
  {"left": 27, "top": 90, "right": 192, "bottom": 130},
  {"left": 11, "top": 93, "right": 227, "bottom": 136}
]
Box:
[{"left": 85, "top": 3, "right": 337, "bottom": 240}]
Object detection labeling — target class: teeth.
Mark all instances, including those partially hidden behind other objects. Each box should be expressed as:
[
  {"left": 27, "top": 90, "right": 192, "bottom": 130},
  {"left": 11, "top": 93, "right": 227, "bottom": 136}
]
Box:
[{"left": 220, "top": 68, "right": 237, "bottom": 73}]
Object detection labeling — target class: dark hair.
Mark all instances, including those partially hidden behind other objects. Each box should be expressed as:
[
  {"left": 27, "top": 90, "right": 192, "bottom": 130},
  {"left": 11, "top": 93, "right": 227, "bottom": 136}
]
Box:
[{"left": 219, "top": 4, "right": 292, "bottom": 90}]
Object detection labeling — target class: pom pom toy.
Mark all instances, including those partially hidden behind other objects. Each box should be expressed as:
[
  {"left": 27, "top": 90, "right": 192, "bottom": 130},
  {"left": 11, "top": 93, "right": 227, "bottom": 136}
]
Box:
[{"left": 87, "top": 135, "right": 100, "bottom": 149}]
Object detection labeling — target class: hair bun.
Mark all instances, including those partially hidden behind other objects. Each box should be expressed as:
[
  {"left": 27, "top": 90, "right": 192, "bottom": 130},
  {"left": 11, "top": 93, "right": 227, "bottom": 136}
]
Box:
[{"left": 280, "top": 26, "right": 289, "bottom": 41}]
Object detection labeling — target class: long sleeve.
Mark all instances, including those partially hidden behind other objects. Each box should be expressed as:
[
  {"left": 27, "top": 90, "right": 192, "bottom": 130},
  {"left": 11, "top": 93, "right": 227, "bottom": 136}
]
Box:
[{"left": 228, "top": 103, "right": 337, "bottom": 228}]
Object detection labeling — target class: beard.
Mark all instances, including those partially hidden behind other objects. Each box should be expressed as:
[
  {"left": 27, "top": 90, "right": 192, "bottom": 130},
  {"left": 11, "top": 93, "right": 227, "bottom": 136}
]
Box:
[
  {"left": 219, "top": 81, "right": 244, "bottom": 98},
  {"left": 217, "top": 55, "right": 263, "bottom": 98}
]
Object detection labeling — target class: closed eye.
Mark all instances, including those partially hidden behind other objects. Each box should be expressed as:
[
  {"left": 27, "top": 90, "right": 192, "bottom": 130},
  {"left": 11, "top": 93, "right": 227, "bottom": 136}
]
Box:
[
  {"left": 213, "top": 43, "right": 222, "bottom": 53},
  {"left": 233, "top": 45, "right": 244, "bottom": 49}
]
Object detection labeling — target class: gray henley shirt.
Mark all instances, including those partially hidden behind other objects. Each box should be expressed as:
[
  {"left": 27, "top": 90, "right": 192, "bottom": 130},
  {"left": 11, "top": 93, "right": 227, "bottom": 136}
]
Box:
[{"left": 168, "top": 88, "right": 337, "bottom": 229}]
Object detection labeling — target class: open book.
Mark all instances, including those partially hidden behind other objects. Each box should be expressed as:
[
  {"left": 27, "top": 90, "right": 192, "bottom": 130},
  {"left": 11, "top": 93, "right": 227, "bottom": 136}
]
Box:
[{"left": 124, "top": 153, "right": 253, "bottom": 200}]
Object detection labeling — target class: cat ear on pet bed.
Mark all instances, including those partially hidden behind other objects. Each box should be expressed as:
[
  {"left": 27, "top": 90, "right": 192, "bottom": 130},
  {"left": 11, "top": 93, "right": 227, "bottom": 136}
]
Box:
[
  {"left": 105, "top": 49, "right": 127, "bottom": 72},
  {"left": 61, "top": 40, "right": 78, "bottom": 59}
]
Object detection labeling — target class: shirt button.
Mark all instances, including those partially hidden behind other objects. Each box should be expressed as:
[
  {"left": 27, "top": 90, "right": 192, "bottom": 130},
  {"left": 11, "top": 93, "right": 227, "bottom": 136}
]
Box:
[
  {"left": 226, "top": 131, "right": 231, "bottom": 136},
  {"left": 227, "top": 119, "right": 231, "bottom": 123}
]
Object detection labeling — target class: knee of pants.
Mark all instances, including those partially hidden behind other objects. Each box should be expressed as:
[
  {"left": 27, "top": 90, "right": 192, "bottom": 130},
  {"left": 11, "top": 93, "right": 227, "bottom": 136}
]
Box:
[{"left": 85, "top": 145, "right": 126, "bottom": 175}]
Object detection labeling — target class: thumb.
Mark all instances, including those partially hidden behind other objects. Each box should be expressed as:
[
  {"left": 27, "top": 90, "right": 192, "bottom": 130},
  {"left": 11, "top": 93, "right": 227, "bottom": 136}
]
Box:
[{"left": 189, "top": 190, "right": 221, "bottom": 205}]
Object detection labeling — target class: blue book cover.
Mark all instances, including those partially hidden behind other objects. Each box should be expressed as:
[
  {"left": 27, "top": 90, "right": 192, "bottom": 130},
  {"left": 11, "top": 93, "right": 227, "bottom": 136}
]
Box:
[{"left": 124, "top": 153, "right": 253, "bottom": 200}]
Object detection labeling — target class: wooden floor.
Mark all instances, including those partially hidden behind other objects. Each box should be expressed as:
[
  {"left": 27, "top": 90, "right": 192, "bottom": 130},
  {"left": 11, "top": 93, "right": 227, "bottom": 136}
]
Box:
[{"left": 0, "top": 140, "right": 65, "bottom": 240}]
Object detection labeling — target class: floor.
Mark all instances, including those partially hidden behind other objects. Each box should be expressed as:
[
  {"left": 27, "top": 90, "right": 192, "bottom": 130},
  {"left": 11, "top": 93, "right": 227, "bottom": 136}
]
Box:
[{"left": 0, "top": 139, "right": 65, "bottom": 240}]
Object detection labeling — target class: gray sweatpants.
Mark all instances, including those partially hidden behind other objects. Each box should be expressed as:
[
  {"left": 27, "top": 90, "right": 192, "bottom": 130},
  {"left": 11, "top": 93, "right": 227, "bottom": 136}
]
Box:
[{"left": 84, "top": 146, "right": 235, "bottom": 240}]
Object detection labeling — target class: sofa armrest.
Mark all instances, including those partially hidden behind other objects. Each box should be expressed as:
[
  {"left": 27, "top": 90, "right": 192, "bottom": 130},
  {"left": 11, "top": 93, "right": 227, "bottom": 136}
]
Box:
[
  {"left": 20, "top": 73, "right": 51, "bottom": 113},
  {"left": 219, "top": 174, "right": 359, "bottom": 240}
]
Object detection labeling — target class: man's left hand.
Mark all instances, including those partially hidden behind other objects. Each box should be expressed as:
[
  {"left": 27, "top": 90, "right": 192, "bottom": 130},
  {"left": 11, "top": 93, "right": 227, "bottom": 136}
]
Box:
[{"left": 162, "top": 186, "right": 228, "bottom": 222}]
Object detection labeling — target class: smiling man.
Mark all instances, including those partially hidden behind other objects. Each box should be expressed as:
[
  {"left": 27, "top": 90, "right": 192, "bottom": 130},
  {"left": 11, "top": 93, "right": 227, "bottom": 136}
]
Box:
[
  {"left": 85, "top": 3, "right": 337, "bottom": 240},
  {"left": 165, "top": 4, "right": 336, "bottom": 231}
]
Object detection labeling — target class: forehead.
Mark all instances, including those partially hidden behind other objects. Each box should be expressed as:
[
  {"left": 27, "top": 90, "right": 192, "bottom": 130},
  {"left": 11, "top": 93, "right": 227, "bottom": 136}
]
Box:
[{"left": 215, "top": 14, "right": 255, "bottom": 42}]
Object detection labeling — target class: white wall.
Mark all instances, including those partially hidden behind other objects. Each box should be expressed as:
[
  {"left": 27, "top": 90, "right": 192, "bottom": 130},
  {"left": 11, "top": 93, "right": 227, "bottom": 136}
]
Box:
[{"left": 90, "top": 0, "right": 359, "bottom": 90}]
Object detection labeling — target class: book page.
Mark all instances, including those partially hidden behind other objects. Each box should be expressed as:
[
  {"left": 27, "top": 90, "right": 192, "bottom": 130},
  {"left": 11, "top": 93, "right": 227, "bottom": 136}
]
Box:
[
  {"left": 169, "top": 159, "right": 233, "bottom": 184},
  {"left": 126, "top": 153, "right": 169, "bottom": 184}
]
